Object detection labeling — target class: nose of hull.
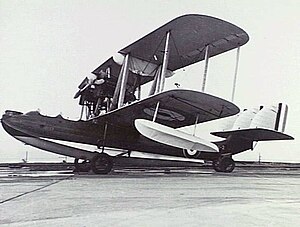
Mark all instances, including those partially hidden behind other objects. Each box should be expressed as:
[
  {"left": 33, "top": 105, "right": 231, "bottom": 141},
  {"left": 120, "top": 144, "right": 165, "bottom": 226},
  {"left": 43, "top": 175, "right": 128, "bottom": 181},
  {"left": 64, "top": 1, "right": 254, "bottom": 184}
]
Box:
[
  {"left": 1, "top": 110, "right": 26, "bottom": 137},
  {"left": 2, "top": 110, "right": 23, "bottom": 118}
]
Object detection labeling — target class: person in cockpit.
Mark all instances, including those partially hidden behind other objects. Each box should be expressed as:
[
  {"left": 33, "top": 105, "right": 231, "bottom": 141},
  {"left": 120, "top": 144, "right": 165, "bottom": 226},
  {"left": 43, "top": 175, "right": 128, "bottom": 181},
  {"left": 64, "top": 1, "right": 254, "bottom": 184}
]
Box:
[{"left": 75, "top": 70, "right": 110, "bottom": 114}]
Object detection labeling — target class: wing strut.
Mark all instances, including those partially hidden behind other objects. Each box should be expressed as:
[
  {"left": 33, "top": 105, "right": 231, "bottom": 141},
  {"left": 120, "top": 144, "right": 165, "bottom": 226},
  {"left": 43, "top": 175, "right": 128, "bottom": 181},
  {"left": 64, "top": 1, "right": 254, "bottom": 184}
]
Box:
[
  {"left": 231, "top": 46, "right": 240, "bottom": 101},
  {"left": 148, "top": 69, "right": 160, "bottom": 96},
  {"left": 193, "top": 114, "right": 199, "bottom": 136},
  {"left": 110, "top": 53, "right": 130, "bottom": 110},
  {"left": 153, "top": 101, "right": 160, "bottom": 122},
  {"left": 137, "top": 76, "right": 141, "bottom": 100},
  {"left": 149, "top": 31, "right": 171, "bottom": 95},
  {"left": 159, "top": 31, "right": 171, "bottom": 92},
  {"left": 118, "top": 53, "right": 130, "bottom": 108},
  {"left": 201, "top": 45, "right": 210, "bottom": 92}
]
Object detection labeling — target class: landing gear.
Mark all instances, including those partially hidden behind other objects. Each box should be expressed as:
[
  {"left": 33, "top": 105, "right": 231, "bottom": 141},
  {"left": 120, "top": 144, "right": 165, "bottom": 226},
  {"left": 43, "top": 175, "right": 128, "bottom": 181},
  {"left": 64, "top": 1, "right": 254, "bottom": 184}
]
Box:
[
  {"left": 212, "top": 159, "right": 222, "bottom": 172},
  {"left": 74, "top": 153, "right": 114, "bottom": 174},
  {"left": 74, "top": 157, "right": 91, "bottom": 172},
  {"left": 213, "top": 156, "right": 235, "bottom": 173},
  {"left": 91, "top": 153, "right": 113, "bottom": 174}
]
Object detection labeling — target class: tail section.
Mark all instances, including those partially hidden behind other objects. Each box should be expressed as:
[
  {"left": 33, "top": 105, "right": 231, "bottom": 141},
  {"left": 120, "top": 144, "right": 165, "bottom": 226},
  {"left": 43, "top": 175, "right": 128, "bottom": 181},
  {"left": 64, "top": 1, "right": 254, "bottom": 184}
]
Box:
[
  {"left": 275, "top": 103, "right": 288, "bottom": 133},
  {"left": 218, "top": 103, "right": 290, "bottom": 134},
  {"left": 211, "top": 103, "right": 293, "bottom": 154},
  {"left": 232, "top": 108, "right": 258, "bottom": 130},
  {"left": 249, "top": 103, "right": 288, "bottom": 133}
]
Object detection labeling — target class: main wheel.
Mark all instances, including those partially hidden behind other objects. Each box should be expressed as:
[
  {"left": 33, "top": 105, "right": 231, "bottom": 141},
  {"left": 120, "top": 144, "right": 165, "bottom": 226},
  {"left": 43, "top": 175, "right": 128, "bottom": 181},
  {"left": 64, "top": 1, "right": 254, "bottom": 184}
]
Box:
[
  {"left": 91, "top": 153, "right": 113, "bottom": 174},
  {"left": 212, "top": 160, "right": 222, "bottom": 172},
  {"left": 213, "top": 157, "right": 235, "bottom": 173},
  {"left": 74, "top": 158, "right": 91, "bottom": 172},
  {"left": 219, "top": 157, "right": 235, "bottom": 173}
]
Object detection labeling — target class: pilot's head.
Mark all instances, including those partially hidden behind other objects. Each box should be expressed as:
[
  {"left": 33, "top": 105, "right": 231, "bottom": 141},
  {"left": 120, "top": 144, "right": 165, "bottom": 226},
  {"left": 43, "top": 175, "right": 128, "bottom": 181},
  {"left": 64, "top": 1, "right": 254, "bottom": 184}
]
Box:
[{"left": 97, "top": 70, "right": 108, "bottom": 79}]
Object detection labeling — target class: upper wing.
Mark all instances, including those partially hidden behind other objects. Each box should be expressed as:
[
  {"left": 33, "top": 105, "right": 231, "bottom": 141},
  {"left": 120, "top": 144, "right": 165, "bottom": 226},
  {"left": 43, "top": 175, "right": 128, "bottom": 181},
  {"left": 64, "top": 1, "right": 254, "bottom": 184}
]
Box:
[
  {"left": 92, "top": 89, "right": 239, "bottom": 128},
  {"left": 120, "top": 14, "right": 249, "bottom": 71},
  {"left": 83, "top": 14, "right": 249, "bottom": 93},
  {"left": 78, "top": 57, "right": 153, "bottom": 98}
]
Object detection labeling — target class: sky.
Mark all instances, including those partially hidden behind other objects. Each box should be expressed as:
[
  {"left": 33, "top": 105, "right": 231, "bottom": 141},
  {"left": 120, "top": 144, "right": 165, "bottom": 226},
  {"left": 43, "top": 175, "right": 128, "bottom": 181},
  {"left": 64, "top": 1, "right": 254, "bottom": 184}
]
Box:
[{"left": 0, "top": 0, "right": 299, "bottom": 163}]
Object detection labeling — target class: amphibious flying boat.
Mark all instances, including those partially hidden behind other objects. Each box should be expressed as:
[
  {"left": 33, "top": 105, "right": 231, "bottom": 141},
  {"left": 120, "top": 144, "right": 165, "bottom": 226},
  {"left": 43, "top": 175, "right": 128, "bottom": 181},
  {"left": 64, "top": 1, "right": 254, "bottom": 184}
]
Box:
[{"left": 1, "top": 14, "right": 293, "bottom": 174}]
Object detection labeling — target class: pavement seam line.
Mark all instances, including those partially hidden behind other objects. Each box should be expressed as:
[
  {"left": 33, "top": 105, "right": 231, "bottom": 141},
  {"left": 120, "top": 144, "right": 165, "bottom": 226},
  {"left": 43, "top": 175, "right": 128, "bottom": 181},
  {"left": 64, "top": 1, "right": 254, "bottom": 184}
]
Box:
[{"left": 0, "top": 176, "right": 72, "bottom": 205}]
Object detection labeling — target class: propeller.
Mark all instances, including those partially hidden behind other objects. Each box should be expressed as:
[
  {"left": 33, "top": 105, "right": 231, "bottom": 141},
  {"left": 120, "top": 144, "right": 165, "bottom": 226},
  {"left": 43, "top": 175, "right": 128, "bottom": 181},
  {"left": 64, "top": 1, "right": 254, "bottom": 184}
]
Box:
[{"left": 74, "top": 71, "right": 107, "bottom": 99}]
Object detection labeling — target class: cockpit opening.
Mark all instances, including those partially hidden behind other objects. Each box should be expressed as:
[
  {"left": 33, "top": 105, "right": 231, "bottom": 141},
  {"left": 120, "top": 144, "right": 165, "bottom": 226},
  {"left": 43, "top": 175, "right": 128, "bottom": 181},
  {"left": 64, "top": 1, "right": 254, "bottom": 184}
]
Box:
[{"left": 75, "top": 69, "right": 137, "bottom": 120}]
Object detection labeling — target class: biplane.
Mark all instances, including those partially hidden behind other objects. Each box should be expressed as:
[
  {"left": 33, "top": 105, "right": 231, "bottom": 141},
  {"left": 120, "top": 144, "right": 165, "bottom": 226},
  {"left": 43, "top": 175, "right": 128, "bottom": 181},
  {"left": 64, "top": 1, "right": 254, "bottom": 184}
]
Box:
[{"left": 1, "top": 14, "right": 293, "bottom": 174}]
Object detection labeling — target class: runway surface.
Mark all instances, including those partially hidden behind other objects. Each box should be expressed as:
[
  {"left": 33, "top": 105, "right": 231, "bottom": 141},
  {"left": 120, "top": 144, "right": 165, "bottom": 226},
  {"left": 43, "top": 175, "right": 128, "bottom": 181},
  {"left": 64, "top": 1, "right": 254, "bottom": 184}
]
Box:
[{"left": 0, "top": 167, "right": 299, "bottom": 226}]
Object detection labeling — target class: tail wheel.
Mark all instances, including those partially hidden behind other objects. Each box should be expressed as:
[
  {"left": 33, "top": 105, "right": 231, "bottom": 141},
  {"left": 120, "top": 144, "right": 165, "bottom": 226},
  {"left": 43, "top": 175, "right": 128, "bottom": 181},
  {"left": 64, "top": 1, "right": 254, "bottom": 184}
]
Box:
[
  {"left": 74, "top": 157, "right": 91, "bottom": 172},
  {"left": 213, "top": 156, "right": 235, "bottom": 173},
  {"left": 91, "top": 153, "right": 113, "bottom": 174}
]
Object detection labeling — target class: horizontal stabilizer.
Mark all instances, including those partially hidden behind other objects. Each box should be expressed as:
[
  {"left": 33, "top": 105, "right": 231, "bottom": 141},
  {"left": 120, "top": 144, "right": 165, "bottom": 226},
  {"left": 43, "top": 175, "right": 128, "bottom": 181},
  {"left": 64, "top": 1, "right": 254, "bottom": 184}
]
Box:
[
  {"left": 211, "top": 128, "right": 294, "bottom": 141},
  {"left": 135, "top": 119, "right": 218, "bottom": 152}
]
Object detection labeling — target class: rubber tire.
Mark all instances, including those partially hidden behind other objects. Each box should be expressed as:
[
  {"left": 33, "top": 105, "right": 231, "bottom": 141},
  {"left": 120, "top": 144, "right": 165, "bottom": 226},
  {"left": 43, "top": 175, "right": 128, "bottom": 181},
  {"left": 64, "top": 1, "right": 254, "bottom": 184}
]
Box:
[
  {"left": 219, "top": 157, "right": 235, "bottom": 173},
  {"left": 74, "top": 158, "right": 91, "bottom": 172},
  {"left": 212, "top": 160, "right": 222, "bottom": 172},
  {"left": 91, "top": 153, "right": 113, "bottom": 174}
]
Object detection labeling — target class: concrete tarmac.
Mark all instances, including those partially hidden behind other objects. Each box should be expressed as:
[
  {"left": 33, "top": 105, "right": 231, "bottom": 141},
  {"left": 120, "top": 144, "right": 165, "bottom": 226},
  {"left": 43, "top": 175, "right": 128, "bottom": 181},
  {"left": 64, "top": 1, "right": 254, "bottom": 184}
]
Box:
[{"left": 0, "top": 167, "right": 299, "bottom": 226}]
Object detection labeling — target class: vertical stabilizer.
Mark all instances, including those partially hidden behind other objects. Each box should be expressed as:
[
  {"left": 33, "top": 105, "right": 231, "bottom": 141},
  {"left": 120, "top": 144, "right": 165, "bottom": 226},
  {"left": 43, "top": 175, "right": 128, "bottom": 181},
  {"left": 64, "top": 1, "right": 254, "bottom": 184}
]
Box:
[
  {"left": 232, "top": 108, "right": 258, "bottom": 130},
  {"left": 277, "top": 103, "right": 288, "bottom": 133},
  {"left": 249, "top": 103, "right": 288, "bottom": 132}
]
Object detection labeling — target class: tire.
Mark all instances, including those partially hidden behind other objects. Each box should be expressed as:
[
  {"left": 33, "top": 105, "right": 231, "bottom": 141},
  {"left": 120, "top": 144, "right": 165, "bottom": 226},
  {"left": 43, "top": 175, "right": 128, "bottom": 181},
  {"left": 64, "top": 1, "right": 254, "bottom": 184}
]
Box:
[
  {"left": 213, "top": 157, "right": 235, "bottom": 173},
  {"left": 91, "top": 153, "right": 113, "bottom": 174},
  {"left": 74, "top": 158, "right": 91, "bottom": 172},
  {"left": 212, "top": 160, "right": 222, "bottom": 172},
  {"left": 219, "top": 157, "right": 235, "bottom": 173}
]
